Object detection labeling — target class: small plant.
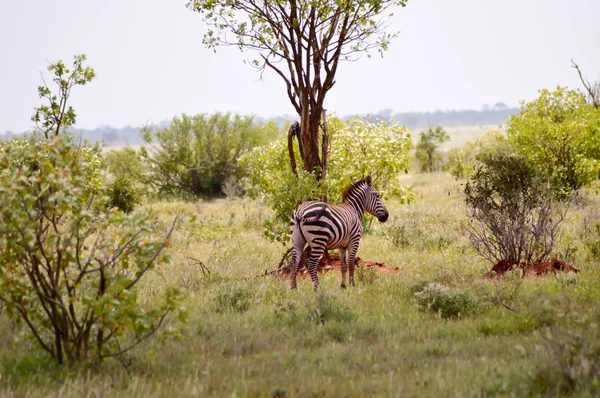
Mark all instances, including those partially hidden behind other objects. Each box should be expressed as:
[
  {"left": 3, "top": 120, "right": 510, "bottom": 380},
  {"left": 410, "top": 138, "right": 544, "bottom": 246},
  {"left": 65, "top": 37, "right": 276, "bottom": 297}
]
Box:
[
  {"left": 355, "top": 263, "right": 378, "bottom": 285},
  {"left": 464, "top": 154, "right": 565, "bottom": 265}
]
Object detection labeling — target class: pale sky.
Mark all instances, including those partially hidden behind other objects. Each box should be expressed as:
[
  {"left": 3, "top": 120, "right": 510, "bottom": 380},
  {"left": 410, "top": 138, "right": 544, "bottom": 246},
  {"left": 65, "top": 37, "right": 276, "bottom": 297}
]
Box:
[{"left": 0, "top": 0, "right": 599, "bottom": 133}]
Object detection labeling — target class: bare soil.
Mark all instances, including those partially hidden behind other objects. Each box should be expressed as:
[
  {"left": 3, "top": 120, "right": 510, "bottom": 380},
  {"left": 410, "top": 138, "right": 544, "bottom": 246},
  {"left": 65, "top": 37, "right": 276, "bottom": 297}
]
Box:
[
  {"left": 273, "top": 247, "right": 400, "bottom": 279},
  {"left": 482, "top": 258, "right": 580, "bottom": 279}
]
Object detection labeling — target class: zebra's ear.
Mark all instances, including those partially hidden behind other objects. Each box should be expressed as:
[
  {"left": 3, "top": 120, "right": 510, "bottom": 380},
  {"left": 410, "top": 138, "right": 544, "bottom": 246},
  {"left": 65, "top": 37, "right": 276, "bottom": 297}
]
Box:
[{"left": 365, "top": 175, "right": 372, "bottom": 186}]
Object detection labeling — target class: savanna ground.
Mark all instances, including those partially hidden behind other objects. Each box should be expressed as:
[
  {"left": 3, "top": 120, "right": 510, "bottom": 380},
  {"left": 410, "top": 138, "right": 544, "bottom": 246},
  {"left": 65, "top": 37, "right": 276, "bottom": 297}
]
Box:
[{"left": 1, "top": 166, "right": 599, "bottom": 397}]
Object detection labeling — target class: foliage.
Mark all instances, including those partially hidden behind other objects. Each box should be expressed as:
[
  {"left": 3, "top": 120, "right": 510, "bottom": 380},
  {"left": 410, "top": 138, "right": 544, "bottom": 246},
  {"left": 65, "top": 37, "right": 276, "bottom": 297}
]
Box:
[
  {"left": 104, "top": 147, "right": 149, "bottom": 212},
  {"left": 507, "top": 87, "right": 600, "bottom": 198},
  {"left": 0, "top": 135, "right": 186, "bottom": 364},
  {"left": 241, "top": 116, "right": 413, "bottom": 242},
  {"left": 415, "top": 126, "right": 449, "bottom": 172},
  {"left": 141, "top": 113, "right": 280, "bottom": 197},
  {"left": 187, "top": 0, "right": 409, "bottom": 175},
  {"left": 464, "top": 154, "right": 565, "bottom": 265},
  {"left": 31, "top": 55, "right": 96, "bottom": 139}
]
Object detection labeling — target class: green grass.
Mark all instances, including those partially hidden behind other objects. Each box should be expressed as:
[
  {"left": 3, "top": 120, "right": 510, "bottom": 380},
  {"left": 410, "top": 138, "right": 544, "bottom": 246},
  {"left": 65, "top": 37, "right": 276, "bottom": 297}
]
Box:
[{"left": 2, "top": 171, "right": 600, "bottom": 397}]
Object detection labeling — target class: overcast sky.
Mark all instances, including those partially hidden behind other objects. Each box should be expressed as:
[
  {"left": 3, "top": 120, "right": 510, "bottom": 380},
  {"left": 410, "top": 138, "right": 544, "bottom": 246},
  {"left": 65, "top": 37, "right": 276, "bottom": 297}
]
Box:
[{"left": 1, "top": 0, "right": 599, "bottom": 133}]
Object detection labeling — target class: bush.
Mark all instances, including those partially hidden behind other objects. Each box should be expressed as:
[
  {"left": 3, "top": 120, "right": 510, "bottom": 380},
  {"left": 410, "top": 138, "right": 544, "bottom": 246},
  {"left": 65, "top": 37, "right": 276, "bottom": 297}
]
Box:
[
  {"left": 241, "top": 116, "right": 413, "bottom": 242},
  {"left": 106, "top": 174, "right": 141, "bottom": 213},
  {"left": 507, "top": 87, "right": 600, "bottom": 199},
  {"left": 0, "top": 135, "right": 186, "bottom": 364},
  {"left": 141, "top": 113, "right": 280, "bottom": 197},
  {"left": 464, "top": 154, "right": 565, "bottom": 265}
]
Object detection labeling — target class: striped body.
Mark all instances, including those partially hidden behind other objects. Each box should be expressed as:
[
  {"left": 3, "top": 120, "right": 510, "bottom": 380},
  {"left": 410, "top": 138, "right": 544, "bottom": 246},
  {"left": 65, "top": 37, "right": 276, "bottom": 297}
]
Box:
[{"left": 289, "top": 176, "right": 389, "bottom": 290}]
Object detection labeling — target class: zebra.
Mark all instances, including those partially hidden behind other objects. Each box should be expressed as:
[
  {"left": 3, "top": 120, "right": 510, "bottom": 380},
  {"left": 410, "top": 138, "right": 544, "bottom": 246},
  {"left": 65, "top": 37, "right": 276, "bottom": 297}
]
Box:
[{"left": 289, "top": 175, "right": 389, "bottom": 290}]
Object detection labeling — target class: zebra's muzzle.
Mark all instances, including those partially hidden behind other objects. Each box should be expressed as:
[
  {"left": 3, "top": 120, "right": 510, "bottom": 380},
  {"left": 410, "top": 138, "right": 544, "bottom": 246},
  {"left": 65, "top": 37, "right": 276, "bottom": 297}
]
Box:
[{"left": 378, "top": 212, "right": 389, "bottom": 222}]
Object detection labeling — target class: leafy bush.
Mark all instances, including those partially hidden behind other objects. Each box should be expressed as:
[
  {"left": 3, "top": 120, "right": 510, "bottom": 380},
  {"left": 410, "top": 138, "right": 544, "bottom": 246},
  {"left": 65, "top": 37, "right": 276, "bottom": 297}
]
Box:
[
  {"left": 141, "top": 112, "right": 280, "bottom": 197},
  {"left": 464, "top": 154, "right": 565, "bottom": 265},
  {"left": 0, "top": 135, "right": 186, "bottom": 364},
  {"left": 415, "top": 126, "right": 449, "bottom": 172},
  {"left": 104, "top": 146, "right": 148, "bottom": 183},
  {"left": 507, "top": 86, "right": 600, "bottom": 199},
  {"left": 241, "top": 116, "right": 413, "bottom": 242}
]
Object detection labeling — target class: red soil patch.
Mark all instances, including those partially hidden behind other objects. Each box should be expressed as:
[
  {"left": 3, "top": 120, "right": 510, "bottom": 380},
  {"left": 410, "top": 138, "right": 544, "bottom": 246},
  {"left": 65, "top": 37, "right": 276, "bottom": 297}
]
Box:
[
  {"left": 482, "top": 258, "right": 580, "bottom": 279},
  {"left": 274, "top": 247, "right": 400, "bottom": 279}
]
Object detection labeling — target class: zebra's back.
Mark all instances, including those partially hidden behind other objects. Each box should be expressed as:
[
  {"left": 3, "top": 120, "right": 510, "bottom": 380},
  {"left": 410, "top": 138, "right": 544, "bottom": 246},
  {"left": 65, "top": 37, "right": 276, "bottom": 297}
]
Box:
[{"left": 291, "top": 201, "right": 362, "bottom": 249}]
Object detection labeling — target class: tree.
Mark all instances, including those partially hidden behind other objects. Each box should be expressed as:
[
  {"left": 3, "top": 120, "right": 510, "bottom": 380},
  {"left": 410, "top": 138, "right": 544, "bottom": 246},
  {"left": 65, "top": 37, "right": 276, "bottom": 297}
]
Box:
[
  {"left": 507, "top": 87, "right": 600, "bottom": 198},
  {"left": 415, "top": 126, "right": 449, "bottom": 172},
  {"left": 186, "top": 0, "right": 409, "bottom": 178},
  {"left": 31, "top": 54, "right": 96, "bottom": 139}
]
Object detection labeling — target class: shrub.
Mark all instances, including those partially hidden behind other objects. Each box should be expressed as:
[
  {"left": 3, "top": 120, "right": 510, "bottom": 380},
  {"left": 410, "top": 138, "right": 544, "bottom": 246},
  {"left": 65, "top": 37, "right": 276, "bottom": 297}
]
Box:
[
  {"left": 141, "top": 113, "right": 280, "bottom": 197},
  {"left": 106, "top": 174, "right": 141, "bottom": 213},
  {"left": 241, "top": 116, "right": 413, "bottom": 242},
  {"left": 0, "top": 135, "right": 186, "bottom": 364},
  {"left": 507, "top": 87, "right": 600, "bottom": 199},
  {"left": 464, "top": 154, "right": 565, "bottom": 265}
]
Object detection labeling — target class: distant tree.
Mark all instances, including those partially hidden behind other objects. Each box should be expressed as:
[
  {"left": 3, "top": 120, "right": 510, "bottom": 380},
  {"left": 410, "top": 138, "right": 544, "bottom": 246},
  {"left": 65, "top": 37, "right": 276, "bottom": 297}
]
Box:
[
  {"left": 571, "top": 59, "right": 600, "bottom": 109},
  {"left": 416, "top": 126, "right": 449, "bottom": 172},
  {"left": 186, "top": 0, "right": 409, "bottom": 180},
  {"left": 31, "top": 54, "right": 96, "bottom": 139}
]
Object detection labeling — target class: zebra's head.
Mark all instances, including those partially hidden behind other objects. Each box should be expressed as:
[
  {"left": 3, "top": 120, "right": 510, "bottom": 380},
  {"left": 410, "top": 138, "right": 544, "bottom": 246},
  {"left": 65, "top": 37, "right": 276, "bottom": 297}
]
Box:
[{"left": 362, "top": 175, "right": 389, "bottom": 223}]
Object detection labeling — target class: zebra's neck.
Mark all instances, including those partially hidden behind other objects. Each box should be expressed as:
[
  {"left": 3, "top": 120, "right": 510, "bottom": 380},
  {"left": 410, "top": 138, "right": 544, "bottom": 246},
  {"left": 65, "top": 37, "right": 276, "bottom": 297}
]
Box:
[{"left": 342, "top": 188, "right": 366, "bottom": 216}]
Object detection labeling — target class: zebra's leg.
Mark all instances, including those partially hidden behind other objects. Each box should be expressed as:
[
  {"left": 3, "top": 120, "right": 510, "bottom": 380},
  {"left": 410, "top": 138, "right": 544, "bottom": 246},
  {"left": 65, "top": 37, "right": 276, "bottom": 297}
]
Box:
[
  {"left": 307, "top": 244, "right": 326, "bottom": 291},
  {"left": 290, "top": 225, "right": 307, "bottom": 290},
  {"left": 348, "top": 242, "right": 360, "bottom": 287},
  {"left": 338, "top": 248, "right": 348, "bottom": 289}
]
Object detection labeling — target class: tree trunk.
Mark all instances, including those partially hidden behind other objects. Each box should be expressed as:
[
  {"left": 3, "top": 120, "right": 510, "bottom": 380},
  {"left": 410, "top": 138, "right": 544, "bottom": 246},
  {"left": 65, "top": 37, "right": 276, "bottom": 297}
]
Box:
[{"left": 298, "top": 106, "right": 324, "bottom": 175}]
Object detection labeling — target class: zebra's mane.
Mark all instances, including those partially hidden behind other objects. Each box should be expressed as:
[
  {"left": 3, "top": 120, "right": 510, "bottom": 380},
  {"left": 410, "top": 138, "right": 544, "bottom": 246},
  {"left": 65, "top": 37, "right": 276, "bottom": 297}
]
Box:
[{"left": 341, "top": 176, "right": 371, "bottom": 202}]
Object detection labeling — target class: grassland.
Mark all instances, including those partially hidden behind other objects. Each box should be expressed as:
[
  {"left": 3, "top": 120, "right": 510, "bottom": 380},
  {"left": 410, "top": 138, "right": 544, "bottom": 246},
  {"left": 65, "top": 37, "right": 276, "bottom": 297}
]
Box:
[{"left": 1, "top": 171, "right": 599, "bottom": 397}]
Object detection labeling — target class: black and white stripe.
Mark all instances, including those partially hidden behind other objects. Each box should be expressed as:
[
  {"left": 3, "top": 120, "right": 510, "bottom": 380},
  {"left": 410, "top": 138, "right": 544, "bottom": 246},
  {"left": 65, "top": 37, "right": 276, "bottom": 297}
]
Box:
[{"left": 289, "top": 175, "right": 389, "bottom": 290}]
